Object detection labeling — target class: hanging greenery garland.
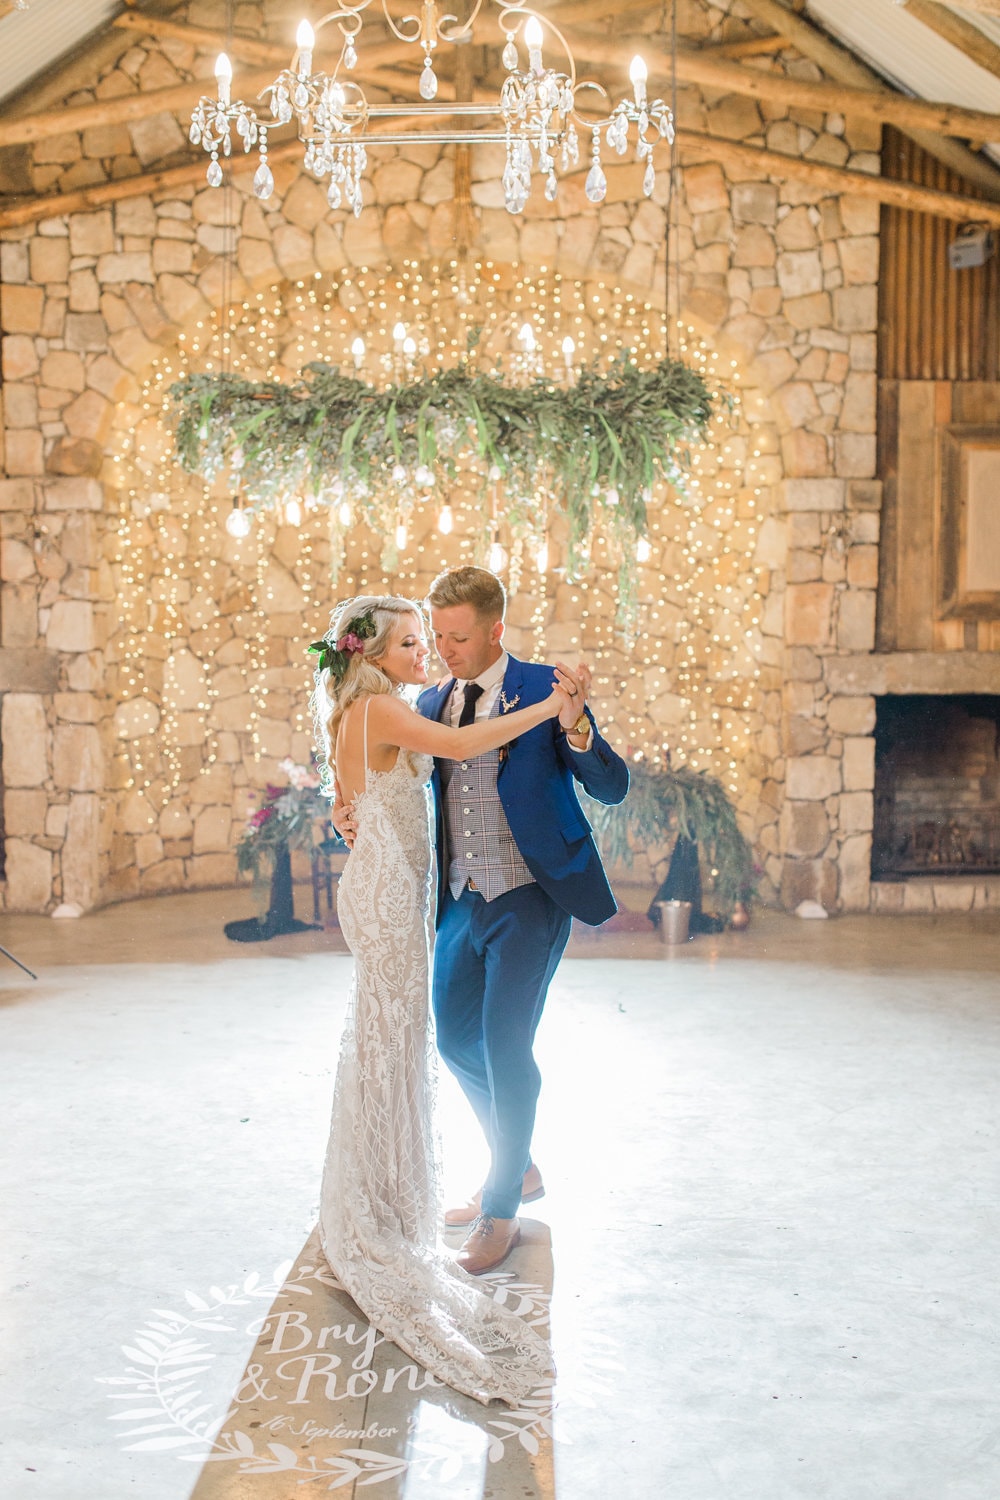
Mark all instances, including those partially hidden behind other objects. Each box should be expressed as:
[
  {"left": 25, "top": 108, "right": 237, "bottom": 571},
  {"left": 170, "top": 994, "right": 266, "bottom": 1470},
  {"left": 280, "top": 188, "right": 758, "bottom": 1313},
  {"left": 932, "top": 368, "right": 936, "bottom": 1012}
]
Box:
[{"left": 168, "top": 352, "right": 720, "bottom": 581}]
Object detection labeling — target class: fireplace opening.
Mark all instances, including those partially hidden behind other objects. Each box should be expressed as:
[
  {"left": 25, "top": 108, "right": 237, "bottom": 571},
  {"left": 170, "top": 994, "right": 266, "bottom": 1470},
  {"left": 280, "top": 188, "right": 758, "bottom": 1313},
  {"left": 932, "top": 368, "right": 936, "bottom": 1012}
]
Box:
[{"left": 872, "top": 695, "right": 1000, "bottom": 879}]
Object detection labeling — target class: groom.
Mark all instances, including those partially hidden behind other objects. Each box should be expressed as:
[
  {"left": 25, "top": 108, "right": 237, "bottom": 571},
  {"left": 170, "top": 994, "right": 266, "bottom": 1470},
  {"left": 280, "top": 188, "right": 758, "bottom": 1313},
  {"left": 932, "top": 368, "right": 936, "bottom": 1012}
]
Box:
[{"left": 420, "top": 566, "right": 629, "bottom": 1273}]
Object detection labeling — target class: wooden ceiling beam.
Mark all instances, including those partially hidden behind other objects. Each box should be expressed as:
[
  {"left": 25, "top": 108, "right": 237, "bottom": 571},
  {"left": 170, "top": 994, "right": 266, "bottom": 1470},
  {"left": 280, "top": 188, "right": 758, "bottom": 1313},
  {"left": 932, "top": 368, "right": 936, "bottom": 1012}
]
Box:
[
  {"left": 679, "top": 128, "right": 1000, "bottom": 225},
  {"left": 896, "top": 1, "right": 1000, "bottom": 82},
  {"left": 571, "top": 30, "right": 1000, "bottom": 144},
  {"left": 6, "top": 119, "right": 1000, "bottom": 232},
  {"left": 738, "top": 0, "right": 1000, "bottom": 199}
]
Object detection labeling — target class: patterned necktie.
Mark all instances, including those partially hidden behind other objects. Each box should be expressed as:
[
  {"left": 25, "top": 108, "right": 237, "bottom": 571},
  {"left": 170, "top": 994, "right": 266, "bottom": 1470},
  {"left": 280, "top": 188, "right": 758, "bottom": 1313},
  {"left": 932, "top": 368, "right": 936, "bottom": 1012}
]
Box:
[{"left": 458, "top": 682, "right": 484, "bottom": 727}]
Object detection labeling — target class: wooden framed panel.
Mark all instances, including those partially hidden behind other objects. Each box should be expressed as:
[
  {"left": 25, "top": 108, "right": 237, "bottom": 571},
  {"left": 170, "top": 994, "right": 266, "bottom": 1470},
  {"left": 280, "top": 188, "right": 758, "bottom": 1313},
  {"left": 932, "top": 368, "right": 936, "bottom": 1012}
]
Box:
[{"left": 939, "top": 424, "right": 1000, "bottom": 620}]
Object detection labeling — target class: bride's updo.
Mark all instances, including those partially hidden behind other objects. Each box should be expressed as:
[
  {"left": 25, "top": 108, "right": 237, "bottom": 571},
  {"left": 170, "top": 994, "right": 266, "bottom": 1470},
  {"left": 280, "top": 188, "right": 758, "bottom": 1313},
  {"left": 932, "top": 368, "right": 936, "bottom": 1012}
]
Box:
[{"left": 310, "top": 593, "right": 424, "bottom": 796}]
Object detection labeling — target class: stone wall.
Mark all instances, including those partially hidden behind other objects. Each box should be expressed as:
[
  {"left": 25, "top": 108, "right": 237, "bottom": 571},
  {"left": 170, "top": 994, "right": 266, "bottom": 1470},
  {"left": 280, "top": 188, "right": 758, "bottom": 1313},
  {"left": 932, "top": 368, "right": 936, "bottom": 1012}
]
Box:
[{"left": 0, "top": 0, "right": 885, "bottom": 913}]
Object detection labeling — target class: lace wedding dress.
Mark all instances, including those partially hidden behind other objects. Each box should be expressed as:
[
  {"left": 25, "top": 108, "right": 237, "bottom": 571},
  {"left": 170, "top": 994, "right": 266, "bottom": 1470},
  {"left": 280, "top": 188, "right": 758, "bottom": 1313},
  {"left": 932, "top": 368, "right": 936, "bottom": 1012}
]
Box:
[{"left": 318, "top": 699, "right": 553, "bottom": 1406}]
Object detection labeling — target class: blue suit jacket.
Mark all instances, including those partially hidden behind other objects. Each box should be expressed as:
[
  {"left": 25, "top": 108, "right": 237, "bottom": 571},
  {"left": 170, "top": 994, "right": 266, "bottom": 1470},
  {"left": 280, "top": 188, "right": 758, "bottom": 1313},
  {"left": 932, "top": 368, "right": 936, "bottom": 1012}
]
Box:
[{"left": 417, "top": 654, "right": 629, "bottom": 927}]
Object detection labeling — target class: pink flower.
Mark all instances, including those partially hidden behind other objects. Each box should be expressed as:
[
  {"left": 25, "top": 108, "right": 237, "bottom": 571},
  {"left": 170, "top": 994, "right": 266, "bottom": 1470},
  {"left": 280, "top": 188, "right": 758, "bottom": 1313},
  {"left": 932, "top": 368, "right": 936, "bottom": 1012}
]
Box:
[
  {"left": 249, "top": 806, "right": 274, "bottom": 830},
  {"left": 337, "top": 631, "right": 365, "bottom": 656}
]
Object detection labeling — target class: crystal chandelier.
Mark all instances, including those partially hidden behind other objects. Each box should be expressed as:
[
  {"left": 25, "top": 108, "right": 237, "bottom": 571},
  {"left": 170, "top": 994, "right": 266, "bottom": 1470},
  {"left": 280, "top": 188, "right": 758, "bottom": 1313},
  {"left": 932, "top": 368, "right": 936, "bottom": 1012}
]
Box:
[{"left": 189, "top": 3, "right": 674, "bottom": 217}]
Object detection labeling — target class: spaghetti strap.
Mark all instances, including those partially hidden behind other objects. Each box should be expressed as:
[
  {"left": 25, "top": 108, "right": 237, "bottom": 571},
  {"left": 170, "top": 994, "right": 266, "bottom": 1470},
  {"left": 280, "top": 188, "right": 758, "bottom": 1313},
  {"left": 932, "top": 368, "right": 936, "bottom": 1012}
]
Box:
[{"left": 362, "top": 695, "right": 371, "bottom": 773}]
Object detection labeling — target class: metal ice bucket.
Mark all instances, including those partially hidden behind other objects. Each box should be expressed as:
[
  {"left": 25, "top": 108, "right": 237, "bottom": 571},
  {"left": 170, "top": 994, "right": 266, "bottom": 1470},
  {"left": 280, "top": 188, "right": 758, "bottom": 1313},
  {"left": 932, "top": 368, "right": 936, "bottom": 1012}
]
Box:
[{"left": 656, "top": 899, "right": 691, "bottom": 946}]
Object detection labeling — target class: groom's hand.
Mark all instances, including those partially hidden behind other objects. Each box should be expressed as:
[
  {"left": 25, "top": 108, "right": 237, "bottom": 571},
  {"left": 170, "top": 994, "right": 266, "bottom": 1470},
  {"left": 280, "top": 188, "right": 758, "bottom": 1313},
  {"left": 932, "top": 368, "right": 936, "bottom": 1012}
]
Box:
[
  {"left": 554, "top": 660, "right": 593, "bottom": 735},
  {"left": 331, "top": 779, "right": 357, "bottom": 850}
]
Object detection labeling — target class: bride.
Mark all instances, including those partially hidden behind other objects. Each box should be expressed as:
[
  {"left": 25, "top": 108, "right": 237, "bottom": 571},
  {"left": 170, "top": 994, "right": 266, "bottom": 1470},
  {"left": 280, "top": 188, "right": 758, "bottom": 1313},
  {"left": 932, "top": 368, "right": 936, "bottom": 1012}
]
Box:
[{"left": 310, "top": 593, "right": 572, "bottom": 1406}]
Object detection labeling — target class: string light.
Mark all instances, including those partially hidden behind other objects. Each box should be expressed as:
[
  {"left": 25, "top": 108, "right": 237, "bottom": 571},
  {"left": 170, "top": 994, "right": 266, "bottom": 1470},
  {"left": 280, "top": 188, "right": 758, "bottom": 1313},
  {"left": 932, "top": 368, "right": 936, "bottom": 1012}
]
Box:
[{"left": 109, "top": 261, "right": 770, "bottom": 848}]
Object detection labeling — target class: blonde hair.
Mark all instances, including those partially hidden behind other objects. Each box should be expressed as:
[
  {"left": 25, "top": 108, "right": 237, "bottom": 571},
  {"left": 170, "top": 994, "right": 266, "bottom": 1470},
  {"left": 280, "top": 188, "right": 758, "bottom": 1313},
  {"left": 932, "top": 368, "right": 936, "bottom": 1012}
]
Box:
[
  {"left": 426, "top": 565, "right": 506, "bottom": 622},
  {"left": 310, "top": 594, "right": 424, "bottom": 796}
]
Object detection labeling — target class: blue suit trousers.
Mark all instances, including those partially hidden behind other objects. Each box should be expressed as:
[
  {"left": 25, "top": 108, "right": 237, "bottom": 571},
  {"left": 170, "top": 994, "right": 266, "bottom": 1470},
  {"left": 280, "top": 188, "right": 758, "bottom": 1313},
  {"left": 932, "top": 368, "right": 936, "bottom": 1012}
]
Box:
[{"left": 432, "top": 882, "right": 573, "bottom": 1220}]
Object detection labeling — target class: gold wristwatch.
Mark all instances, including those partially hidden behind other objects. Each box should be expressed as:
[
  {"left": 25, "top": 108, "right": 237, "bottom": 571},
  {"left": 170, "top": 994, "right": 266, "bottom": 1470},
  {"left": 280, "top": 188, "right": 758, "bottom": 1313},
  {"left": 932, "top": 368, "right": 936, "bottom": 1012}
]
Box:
[{"left": 571, "top": 712, "right": 590, "bottom": 736}]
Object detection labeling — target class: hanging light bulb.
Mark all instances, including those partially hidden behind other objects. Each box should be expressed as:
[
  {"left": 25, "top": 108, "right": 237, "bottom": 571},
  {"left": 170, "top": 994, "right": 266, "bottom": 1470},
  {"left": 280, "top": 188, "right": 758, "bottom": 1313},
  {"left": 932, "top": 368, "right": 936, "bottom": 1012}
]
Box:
[
  {"left": 284, "top": 497, "right": 302, "bottom": 527},
  {"left": 402, "top": 336, "right": 417, "bottom": 358},
  {"left": 395, "top": 521, "right": 408, "bottom": 549},
  {"left": 518, "top": 322, "right": 536, "bottom": 352},
  {"left": 561, "top": 335, "right": 576, "bottom": 374},
  {"left": 636, "top": 535, "right": 651, "bottom": 562},
  {"left": 393, "top": 322, "right": 406, "bottom": 345},
  {"left": 438, "top": 504, "right": 454, "bottom": 534},
  {"left": 339, "top": 500, "right": 352, "bottom": 526},
  {"left": 225, "top": 499, "right": 250, "bottom": 537},
  {"left": 487, "top": 540, "right": 509, "bottom": 572},
  {"left": 350, "top": 335, "right": 365, "bottom": 370},
  {"left": 535, "top": 538, "right": 549, "bottom": 573}
]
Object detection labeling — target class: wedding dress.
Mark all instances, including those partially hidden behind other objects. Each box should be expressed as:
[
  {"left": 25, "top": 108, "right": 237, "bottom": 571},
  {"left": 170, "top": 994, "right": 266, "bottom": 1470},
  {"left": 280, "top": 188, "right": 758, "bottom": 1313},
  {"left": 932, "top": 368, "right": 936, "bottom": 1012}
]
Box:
[{"left": 318, "top": 698, "right": 553, "bottom": 1406}]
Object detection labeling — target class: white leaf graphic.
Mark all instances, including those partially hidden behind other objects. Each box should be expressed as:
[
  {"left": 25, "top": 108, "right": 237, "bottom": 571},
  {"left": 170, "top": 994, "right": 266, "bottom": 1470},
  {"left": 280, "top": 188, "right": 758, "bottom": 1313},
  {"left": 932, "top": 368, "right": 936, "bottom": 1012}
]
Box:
[
  {"left": 518, "top": 1429, "right": 540, "bottom": 1454},
  {"left": 109, "top": 1409, "right": 170, "bottom": 1421},
  {"left": 243, "top": 1272, "right": 260, "bottom": 1293},
  {"left": 120, "top": 1347, "right": 156, "bottom": 1367},
  {"left": 124, "top": 1434, "right": 211, "bottom": 1452},
  {"left": 184, "top": 1291, "right": 210, "bottom": 1311},
  {"left": 122, "top": 1422, "right": 187, "bottom": 1437}
]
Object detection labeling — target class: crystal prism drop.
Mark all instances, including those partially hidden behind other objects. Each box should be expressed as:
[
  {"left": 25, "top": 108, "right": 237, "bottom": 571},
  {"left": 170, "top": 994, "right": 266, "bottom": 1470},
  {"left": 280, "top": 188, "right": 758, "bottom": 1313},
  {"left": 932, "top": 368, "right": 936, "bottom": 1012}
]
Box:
[
  {"left": 253, "top": 160, "right": 274, "bottom": 199},
  {"left": 344, "top": 43, "right": 357, "bottom": 70},
  {"left": 584, "top": 162, "right": 606, "bottom": 203},
  {"left": 189, "top": 120, "right": 201, "bottom": 145},
  {"left": 327, "top": 180, "right": 341, "bottom": 209},
  {"left": 643, "top": 160, "right": 655, "bottom": 197},
  {"left": 294, "top": 82, "right": 309, "bottom": 110},
  {"left": 419, "top": 64, "right": 438, "bottom": 100},
  {"left": 502, "top": 37, "right": 518, "bottom": 70},
  {"left": 207, "top": 158, "right": 223, "bottom": 187},
  {"left": 544, "top": 172, "right": 558, "bottom": 202}
]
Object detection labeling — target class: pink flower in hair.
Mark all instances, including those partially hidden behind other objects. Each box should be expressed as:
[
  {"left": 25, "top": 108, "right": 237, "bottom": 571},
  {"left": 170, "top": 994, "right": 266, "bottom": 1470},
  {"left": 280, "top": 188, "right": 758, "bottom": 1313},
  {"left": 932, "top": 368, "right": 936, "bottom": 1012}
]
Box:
[{"left": 337, "top": 631, "right": 365, "bottom": 656}]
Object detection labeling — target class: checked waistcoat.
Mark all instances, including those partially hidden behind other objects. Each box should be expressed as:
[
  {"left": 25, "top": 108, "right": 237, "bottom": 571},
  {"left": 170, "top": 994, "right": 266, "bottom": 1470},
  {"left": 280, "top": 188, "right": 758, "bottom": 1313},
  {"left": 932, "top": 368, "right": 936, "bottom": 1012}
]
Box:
[{"left": 438, "top": 695, "right": 535, "bottom": 902}]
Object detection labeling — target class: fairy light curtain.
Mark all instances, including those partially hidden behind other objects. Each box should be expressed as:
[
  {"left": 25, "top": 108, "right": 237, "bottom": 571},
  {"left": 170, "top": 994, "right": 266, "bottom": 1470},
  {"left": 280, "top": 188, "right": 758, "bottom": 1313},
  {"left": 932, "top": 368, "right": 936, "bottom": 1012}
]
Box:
[{"left": 109, "top": 261, "right": 768, "bottom": 828}]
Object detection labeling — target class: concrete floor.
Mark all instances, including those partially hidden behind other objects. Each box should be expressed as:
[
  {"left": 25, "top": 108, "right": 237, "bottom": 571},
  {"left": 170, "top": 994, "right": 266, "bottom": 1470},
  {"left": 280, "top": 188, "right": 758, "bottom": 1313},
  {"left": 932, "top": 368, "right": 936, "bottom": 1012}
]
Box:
[{"left": 1, "top": 890, "right": 999, "bottom": 1500}]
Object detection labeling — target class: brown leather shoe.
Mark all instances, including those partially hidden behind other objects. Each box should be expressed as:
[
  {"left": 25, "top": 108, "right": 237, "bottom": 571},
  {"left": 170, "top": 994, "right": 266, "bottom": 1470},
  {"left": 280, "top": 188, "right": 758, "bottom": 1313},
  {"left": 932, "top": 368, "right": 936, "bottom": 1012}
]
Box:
[
  {"left": 444, "top": 1164, "right": 544, "bottom": 1227},
  {"left": 456, "top": 1215, "right": 521, "bottom": 1275}
]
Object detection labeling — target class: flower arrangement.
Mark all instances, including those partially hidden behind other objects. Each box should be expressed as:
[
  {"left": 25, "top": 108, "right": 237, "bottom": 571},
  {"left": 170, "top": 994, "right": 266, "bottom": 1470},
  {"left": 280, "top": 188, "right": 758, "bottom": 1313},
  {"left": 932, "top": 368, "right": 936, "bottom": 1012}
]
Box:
[{"left": 236, "top": 758, "right": 334, "bottom": 880}]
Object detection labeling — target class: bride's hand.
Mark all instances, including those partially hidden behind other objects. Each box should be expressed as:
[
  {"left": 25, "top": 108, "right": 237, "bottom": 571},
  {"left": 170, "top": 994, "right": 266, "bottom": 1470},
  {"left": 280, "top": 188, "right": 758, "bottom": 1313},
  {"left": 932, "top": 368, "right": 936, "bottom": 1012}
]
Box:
[{"left": 548, "top": 668, "right": 577, "bottom": 719}]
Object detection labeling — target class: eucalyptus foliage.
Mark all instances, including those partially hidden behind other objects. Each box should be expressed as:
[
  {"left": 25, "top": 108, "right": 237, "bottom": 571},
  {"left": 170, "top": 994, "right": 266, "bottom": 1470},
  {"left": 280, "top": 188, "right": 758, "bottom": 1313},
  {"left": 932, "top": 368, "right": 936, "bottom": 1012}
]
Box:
[
  {"left": 168, "top": 354, "right": 717, "bottom": 558},
  {"left": 584, "top": 762, "right": 756, "bottom": 914}
]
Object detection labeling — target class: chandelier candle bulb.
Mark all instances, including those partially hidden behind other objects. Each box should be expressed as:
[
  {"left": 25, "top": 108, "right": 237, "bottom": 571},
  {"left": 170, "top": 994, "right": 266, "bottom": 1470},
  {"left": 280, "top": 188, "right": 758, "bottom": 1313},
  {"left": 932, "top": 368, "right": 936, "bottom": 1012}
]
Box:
[
  {"left": 524, "top": 16, "right": 544, "bottom": 74},
  {"left": 629, "top": 55, "right": 648, "bottom": 106},
  {"left": 351, "top": 336, "right": 366, "bottom": 369},
  {"left": 214, "top": 52, "right": 232, "bottom": 107},
  {"left": 438, "top": 505, "right": 454, "bottom": 535},
  {"left": 295, "top": 19, "right": 315, "bottom": 76}
]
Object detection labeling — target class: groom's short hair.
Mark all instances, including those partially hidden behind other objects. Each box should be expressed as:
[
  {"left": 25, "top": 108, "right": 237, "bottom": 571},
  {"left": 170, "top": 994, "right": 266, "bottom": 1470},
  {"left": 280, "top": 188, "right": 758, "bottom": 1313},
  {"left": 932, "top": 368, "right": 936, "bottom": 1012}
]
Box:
[{"left": 426, "top": 566, "right": 506, "bottom": 623}]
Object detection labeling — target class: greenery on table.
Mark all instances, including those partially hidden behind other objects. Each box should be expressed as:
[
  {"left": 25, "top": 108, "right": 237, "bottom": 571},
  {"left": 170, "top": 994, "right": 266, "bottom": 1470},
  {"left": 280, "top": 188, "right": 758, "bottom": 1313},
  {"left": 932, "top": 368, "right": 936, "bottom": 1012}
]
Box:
[
  {"left": 584, "top": 762, "right": 756, "bottom": 915},
  {"left": 168, "top": 352, "right": 718, "bottom": 582}
]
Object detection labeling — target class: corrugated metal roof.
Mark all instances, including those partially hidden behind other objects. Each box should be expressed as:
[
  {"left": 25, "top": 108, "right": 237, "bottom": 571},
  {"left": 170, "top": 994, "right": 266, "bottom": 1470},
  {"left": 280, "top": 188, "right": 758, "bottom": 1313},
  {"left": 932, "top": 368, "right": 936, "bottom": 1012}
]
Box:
[
  {"left": 0, "top": 0, "right": 121, "bottom": 110},
  {"left": 806, "top": 0, "right": 1000, "bottom": 153}
]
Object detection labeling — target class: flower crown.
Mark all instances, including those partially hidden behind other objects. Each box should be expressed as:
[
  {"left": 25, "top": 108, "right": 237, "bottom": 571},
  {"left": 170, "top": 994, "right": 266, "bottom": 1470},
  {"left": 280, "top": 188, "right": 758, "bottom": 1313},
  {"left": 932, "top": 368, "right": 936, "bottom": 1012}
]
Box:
[{"left": 308, "top": 610, "right": 377, "bottom": 686}]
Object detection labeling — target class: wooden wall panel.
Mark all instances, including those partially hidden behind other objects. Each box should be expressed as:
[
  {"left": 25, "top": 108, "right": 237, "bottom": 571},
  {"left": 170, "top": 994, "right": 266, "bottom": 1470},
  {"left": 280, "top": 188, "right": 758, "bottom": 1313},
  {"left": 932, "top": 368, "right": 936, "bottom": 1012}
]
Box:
[
  {"left": 880, "top": 129, "right": 1000, "bottom": 382},
  {"left": 879, "top": 379, "right": 1000, "bottom": 650}
]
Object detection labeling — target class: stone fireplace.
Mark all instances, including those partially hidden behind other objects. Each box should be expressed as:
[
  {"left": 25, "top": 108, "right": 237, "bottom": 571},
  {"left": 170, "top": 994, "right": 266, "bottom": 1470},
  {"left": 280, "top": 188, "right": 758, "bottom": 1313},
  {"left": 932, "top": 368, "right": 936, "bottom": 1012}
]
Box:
[{"left": 872, "top": 695, "right": 1000, "bottom": 880}]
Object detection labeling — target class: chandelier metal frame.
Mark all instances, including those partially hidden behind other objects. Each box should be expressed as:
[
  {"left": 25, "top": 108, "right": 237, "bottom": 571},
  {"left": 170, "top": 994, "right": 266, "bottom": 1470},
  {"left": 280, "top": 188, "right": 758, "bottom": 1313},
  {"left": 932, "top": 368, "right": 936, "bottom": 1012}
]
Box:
[{"left": 189, "top": 2, "right": 674, "bottom": 216}]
